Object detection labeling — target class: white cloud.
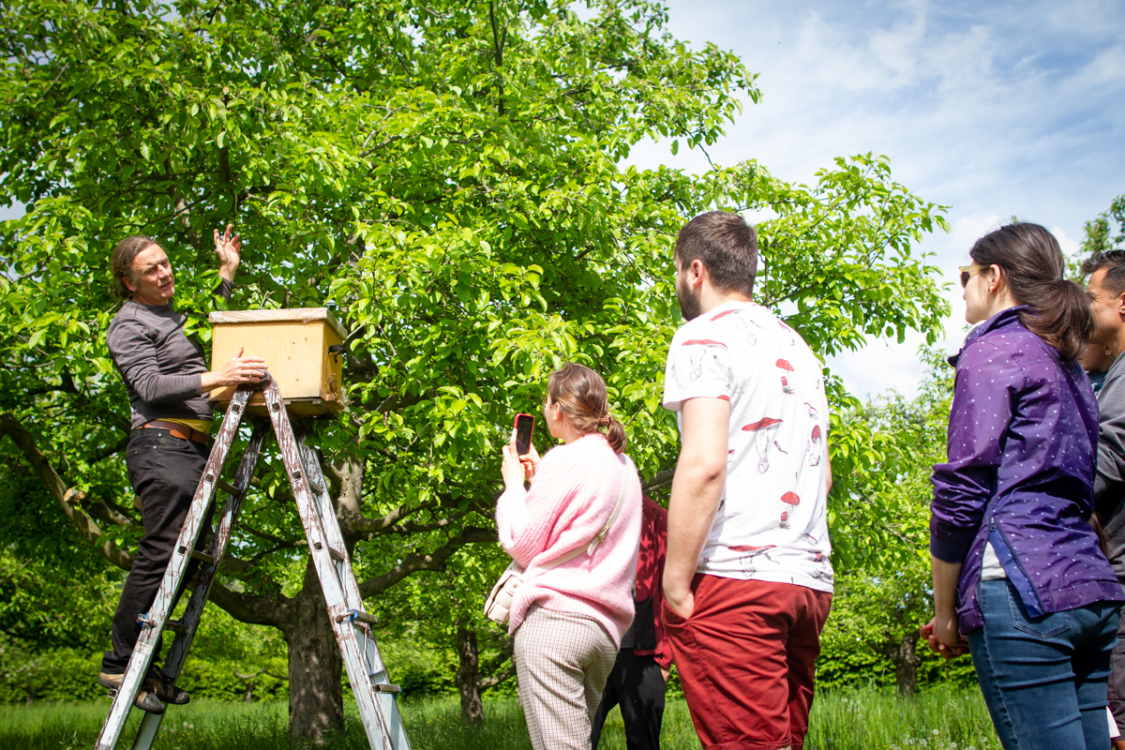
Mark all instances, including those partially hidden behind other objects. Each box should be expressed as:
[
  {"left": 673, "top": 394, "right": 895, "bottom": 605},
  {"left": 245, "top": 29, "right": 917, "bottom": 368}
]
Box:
[
  {"left": 630, "top": 0, "right": 1125, "bottom": 398},
  {"left": 1053, "top": 226, "right": 1081, "bottom": 259}
]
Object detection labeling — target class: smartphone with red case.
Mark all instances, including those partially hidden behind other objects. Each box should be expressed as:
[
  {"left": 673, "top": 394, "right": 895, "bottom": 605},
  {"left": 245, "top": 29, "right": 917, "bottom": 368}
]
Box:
[{"left": 513, "top": 413, "right": 535, "bottom": 457}]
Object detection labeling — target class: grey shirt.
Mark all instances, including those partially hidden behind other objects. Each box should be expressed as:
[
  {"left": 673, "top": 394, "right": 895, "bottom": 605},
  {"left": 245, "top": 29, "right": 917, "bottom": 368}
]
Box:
[
  {"left": 106, "top": 280, "right": 233, "bottom": 429},
  {"left": 1094, "top": 350, "right": 1125, "bottom": 584}
]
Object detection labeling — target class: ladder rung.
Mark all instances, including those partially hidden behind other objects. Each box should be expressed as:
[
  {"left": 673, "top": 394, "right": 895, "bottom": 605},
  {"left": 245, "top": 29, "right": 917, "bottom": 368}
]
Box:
[
  {"left": 371, "top": 682, "right": 401, "bottom": 694},
  {"left": 190, "top": 550, "right": 216, "bottom": 565},
  {"left": 166, "top": 619, "right": 189, "bottom": 634},
  {"left": 327, "top": 546, "right": 346, "bottom": 562},
  {"left": 337, "top": 608, "right": 379, "bottom": 626}
]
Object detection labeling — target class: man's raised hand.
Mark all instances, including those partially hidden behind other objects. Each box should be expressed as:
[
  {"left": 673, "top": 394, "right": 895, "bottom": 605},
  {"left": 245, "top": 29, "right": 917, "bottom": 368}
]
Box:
[{"left": 214, "top": 224, "right": 242, "bottom": 281}]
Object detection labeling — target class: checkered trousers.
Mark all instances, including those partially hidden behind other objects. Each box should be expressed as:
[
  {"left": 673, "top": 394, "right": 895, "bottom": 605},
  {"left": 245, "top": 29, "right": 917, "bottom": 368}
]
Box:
[{"left": 514, "top": 604, "right": 619, "bottom": 750}]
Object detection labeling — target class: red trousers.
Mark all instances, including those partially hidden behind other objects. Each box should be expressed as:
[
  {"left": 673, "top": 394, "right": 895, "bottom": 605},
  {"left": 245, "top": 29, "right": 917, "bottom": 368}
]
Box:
[{"left": 663, "top": 575, "right": 832, "bottom": 750}]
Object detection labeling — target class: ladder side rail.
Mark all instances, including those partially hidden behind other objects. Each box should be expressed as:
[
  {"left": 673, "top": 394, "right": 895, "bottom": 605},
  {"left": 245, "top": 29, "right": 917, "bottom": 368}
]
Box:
[
  {"left": 297, "top": 437, "right": 410, "bottom": 750},
  {"left": 296, "top": 438, "right": 364, "bottom": 605},
  {"left": 263, "top": 384, "right": 398, "bottom": 750},
  {"left": 130, "top": 422, "right": 268, "bottom": 750},
  {"left": 95, "top": 388, "right": 250, "bottom": 750}
]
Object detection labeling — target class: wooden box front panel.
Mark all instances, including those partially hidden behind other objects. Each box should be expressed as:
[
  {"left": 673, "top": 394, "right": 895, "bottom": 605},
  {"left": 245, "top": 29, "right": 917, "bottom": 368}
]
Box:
[{"left": 209, "top": 310, "right": 345, "bottom": 416}]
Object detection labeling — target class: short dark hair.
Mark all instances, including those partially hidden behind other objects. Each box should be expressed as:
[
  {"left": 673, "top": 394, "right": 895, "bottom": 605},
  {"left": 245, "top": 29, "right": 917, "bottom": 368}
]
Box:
[
  {"left": 1081, "top": 250, "right": 1125, "bottom": 298},
  {"left": 111, "top": 235, "right": 159, "bottom": 299},
  {"left": 674, "top": 211, "right": 758, "bottom": 297}
]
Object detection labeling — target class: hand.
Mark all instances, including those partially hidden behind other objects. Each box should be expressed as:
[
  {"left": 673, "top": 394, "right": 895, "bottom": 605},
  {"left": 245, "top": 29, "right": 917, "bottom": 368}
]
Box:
[
  {"left": 663, "top": 583, "right": 695, "bottom": 620},
  {"left": 660, "top": 667, "right": 670, "bottom": 683},
  {"left": 922, "top": 614, "right": 968, "bottom": 660},
  {"left": 214, "top": 224, "right": 242, "bottom": 281},
  {"left": 501, "top": 441, "right": 527, "bottom": 492},
  {"left": 201, "top": 346, "right": 268, "bottom": 392},
  {"left": 513, "top": 429, "right": 541, "bottom": 481}
]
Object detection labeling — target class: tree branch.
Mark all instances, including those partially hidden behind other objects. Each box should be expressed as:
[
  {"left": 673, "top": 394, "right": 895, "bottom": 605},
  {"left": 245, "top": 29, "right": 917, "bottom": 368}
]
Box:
[
  {"left": 0, "top": 412, "right": 133, "bottom": 570},
  {"left": 345, "top": 499, "right": 429, "bottom": 537},
  {"left": 643, "top": 466, "right": 675, "bottom": 492},
  {"left": 208, "top": 579, "right": 290, "bottom": 628},
  {"left": 357, "top": 527, "right": 496, "bottom": 598},
  {"left": 90, "top": 434, "right": 130, "bottom": 464},
  {"left": 86, "top": 497, "right": 139, "bottom": 528},
  {"left": 479, "top": 662, "right": 517, "bottom": 692}
]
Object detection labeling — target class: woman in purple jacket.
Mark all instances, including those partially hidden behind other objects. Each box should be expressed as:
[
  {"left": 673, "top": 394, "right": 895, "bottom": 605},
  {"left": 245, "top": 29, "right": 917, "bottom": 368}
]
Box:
[{"left": 926, "top": 223, "right": 1123, "bottom": 749}]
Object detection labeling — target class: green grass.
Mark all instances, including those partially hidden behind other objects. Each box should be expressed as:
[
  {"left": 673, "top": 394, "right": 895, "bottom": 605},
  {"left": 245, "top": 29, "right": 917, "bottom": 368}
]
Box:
[
  {"left": 0, "top": 687, "right": 1001, "bottom": 750},
  {"left": 807, "top": 687, "right": 1001, "bottom": 750}
]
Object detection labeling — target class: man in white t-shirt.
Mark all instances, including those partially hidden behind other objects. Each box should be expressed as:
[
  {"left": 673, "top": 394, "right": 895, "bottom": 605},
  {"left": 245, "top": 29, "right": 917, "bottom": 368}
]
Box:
[{"left": 661, "top": 211, "right": 833, "bottom": 750}]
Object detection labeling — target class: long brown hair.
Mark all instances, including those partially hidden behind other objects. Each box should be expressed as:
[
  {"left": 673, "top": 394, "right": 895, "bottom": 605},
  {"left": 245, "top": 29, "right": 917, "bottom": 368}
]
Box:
[
  {"left": 970, "top": 223, "right": 1091, "bottom": 362},
  {"left": 546, "top": 363, "right": 627, "bottom": 453}
]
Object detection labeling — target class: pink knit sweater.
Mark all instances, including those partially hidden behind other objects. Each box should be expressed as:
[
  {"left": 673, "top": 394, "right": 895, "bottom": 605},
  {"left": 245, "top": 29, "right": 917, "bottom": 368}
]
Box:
[{"left": 496, "top": 433, "right": 642, "bottom": 646}]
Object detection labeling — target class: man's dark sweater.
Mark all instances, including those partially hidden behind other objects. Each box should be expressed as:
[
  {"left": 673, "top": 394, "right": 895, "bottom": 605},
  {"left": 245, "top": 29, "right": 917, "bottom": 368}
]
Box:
[
  {"left": 1095, "top": 350, "right": 1125, "bottom": 585},
  {"left": 106, "top": 280, "right": 232, "bottom": 429}
]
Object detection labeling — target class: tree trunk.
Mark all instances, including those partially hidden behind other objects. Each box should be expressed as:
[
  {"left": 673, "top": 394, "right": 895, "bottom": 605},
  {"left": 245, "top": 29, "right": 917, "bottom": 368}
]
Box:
[
  {"left": 455, "top": 622, "right": 485, "bottom": 725},
  {"left": 283, "top": 560, "right": 345, "bottom": 743},
  {"left": 891, "top": 629, "right": 922, "bottom": 697}
]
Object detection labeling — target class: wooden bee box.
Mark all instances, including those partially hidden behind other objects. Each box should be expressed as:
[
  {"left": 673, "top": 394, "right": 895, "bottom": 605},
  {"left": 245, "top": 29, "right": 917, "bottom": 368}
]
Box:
[{"left": 209, "top": 308, "right": 347, "bottom": 418}]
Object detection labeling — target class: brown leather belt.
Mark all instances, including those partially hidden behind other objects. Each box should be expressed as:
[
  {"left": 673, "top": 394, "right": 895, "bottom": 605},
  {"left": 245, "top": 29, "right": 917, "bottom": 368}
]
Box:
[{"left": 141, "top": 420, "right": 210, "bottom": 445}]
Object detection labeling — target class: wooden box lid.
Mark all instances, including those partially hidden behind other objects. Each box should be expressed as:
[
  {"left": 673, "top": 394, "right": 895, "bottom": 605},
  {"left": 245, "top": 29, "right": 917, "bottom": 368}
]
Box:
[{"left": 208, "top": 307, "right": 347, "bottom": 339}]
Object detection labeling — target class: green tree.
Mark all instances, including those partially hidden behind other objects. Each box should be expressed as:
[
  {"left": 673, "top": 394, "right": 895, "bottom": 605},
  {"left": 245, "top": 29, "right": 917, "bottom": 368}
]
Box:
[
  {"left": 367, "top": 545, "right": 518, "bottom": 725},
  {"left": 0, "top": 0, "right": 949, "bottom": 737},
  {"left": 820, "top": 353, "right": 961, "bottom": 696},
  {"left": 1082, "top": 193, "right": 1125, "bottom": 257}
]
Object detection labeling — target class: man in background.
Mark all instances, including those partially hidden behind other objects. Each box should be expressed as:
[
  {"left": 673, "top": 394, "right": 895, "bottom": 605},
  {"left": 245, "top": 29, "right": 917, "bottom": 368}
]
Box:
[{"left": 1084, "top": 249, "right": 1125, "bottom": 748}]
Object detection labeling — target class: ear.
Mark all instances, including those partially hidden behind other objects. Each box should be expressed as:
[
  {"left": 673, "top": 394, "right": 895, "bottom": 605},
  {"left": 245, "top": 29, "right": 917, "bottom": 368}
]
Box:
[
  {"left": 688, "top": 258, "right": 706, "bottom": 287},
  {"left": 123, "top": 275, "right": 137, "bottom": 293},
  {"left": 987, "top": 264, "right": 1004, "bottom": 293}
]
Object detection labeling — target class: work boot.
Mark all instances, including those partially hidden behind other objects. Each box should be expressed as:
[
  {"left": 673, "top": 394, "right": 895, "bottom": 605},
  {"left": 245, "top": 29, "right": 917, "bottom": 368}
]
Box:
[
  {"left": 145, "top": 666, "right": 190, "bottom": 705},
  {"left": 97, "top": 672, "right": 165, "bottom": 714}
]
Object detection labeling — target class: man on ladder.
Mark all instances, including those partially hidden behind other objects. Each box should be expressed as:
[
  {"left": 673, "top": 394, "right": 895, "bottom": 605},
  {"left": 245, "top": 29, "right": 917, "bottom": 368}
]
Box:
[{"left": 98, "top": 225, "right": 267, "bottom": 713}]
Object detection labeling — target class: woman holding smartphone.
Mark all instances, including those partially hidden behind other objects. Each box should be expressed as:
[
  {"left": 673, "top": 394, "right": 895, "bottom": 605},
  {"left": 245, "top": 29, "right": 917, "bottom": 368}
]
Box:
[
  {"left": 927, "top": 223, "right": 1123, "bottom": 749},
  {"left": 497, "top": 363, "right": 642, "bottom": 750}
]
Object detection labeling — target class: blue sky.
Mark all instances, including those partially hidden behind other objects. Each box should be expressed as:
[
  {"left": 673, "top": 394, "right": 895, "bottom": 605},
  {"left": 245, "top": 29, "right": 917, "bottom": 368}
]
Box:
[{"left": 628, "top": 0, "right": 1125, "bottom": 399}]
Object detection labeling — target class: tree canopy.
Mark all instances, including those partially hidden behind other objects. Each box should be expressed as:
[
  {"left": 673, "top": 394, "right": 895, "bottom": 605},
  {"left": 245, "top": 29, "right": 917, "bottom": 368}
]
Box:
[
  {"left": 0, "top": 0, "right": 950, "bottom": 735},
  {"left": 1082, "top": 193, "right": 1125, "bottom": 257}
]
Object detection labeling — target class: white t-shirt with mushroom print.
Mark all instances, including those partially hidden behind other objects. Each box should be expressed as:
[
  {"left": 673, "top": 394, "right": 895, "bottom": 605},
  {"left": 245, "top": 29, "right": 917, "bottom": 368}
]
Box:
[{"left": 663, "top": 300, "right": 833, "bottom": 593}]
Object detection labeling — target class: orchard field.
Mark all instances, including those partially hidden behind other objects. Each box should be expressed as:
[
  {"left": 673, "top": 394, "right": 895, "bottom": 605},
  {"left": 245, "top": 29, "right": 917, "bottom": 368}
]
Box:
[{"left": 2, "top": 0, "right": 1122, "bottom": 746}]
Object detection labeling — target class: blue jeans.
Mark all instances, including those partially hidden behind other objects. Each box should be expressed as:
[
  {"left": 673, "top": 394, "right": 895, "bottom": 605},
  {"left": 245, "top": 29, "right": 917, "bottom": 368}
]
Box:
[{"left": 968, "top": 579, "right": 1120, "bottom": 750}]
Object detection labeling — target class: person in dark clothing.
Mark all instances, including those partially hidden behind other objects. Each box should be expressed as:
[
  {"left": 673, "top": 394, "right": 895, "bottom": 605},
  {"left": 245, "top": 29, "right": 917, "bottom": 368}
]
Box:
[
  {"left": 591, "top": 496, "right": 672, "bottom": 750},
  {"left": 1083, "top": 249, "right": 1125, "bottom": 748},
  {"left": 1082, "top": 341, "right": 1115, "bottom": 394},
  {"left": 98, "top": 226, "right": 267, "bottom": 713}
]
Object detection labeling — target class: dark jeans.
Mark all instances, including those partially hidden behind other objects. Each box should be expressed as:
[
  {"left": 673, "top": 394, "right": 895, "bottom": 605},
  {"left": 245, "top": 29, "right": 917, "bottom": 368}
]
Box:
[
  {"left": 101, "top": 429, "right": 209, "bottom": 674},
  {"left": 969, "top": 579, "right": 1120, "bottom": 750},
  {"left": 590, "top": 649, "right": 666, "bottom": 750}
]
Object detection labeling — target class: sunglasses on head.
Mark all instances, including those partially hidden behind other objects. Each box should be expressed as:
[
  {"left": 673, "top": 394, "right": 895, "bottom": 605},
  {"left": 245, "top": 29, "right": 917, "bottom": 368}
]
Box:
[{"left": 959, "top": 264, "right": 985, "bottom": 288}]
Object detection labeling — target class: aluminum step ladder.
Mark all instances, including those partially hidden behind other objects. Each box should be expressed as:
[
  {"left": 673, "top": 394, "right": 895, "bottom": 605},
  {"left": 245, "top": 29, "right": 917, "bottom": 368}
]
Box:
[{"left": 95, "top": 381, "right": 410, "bottom": 750}]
